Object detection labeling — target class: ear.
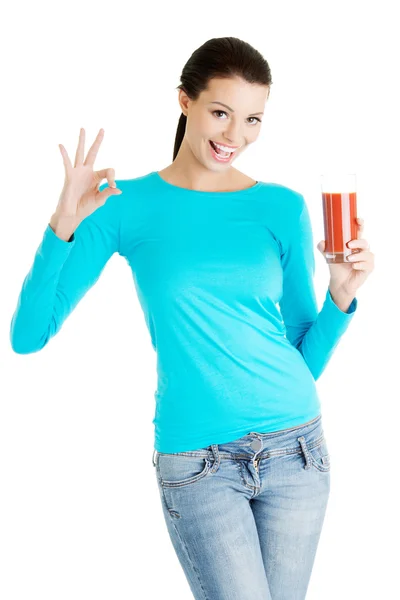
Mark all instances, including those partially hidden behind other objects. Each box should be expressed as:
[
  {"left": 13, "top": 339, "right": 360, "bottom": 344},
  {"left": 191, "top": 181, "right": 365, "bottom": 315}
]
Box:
[{"left": 178, "top": 88, "right": 190, "bottom": 116}]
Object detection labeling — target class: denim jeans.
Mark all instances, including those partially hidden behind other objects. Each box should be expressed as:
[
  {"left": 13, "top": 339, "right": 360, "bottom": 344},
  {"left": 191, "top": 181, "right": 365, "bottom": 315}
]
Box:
[{"left": 152, "top": 414, "right": 330, "bottom": 600}]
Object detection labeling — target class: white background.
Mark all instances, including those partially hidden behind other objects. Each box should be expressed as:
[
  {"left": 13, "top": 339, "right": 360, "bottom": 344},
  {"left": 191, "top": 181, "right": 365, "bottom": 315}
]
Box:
[{"left": 1, "top": 0, "right": 399, "bottom": 598}]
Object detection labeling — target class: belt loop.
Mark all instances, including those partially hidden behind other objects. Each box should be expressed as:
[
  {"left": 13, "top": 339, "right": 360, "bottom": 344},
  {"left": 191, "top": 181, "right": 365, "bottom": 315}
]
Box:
[
  {"left": 152, "top": 449, "right": 157, "bottom": 467},
  {"left": 208, "top": 444, "right": 220, "bottom": 473},
  {"left": 298, "top": 436, "right": 312, "bottom": 470}
]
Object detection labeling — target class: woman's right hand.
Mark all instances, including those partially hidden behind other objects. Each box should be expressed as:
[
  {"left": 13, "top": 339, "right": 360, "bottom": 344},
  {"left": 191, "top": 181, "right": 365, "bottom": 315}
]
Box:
[{"left": 55, "top": 128, "right": 122, "bottom": 224}]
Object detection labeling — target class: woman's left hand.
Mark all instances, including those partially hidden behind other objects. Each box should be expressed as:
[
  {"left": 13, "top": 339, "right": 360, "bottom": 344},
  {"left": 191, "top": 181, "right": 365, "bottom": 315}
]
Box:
[{"left": 316, "top": 217, "right": 375, "bottom": 298}]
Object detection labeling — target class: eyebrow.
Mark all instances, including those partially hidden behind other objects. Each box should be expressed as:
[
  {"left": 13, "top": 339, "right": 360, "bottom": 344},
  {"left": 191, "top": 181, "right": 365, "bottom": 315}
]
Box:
[{"left": 209, "top": 101, "right": 264, "bottom": 116}]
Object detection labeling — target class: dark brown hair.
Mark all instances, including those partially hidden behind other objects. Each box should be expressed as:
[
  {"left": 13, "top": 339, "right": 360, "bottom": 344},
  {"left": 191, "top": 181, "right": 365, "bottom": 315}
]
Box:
[{"left": 173, "top": 37, "right": 273, "bottom": 160}]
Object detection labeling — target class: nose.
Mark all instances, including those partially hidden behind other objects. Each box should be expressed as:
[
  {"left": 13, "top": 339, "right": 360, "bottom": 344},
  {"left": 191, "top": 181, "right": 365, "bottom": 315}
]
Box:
[{"left": 223, "top": 122, "right": 243, "bottom": 146}]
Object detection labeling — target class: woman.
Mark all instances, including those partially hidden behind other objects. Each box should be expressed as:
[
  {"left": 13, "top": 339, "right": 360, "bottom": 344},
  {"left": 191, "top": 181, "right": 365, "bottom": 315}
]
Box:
[{"left": 10, "top": 37, "right": 374, "bottom": 599}]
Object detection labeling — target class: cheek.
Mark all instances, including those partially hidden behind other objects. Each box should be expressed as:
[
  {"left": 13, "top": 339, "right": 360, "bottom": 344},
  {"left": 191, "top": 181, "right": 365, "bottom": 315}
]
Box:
[
  {"left": 188, "top": 120, "right": 212, "bottom": 143},
  {"left": 193, "top": 113, "right": 211, "bottom": 130}
]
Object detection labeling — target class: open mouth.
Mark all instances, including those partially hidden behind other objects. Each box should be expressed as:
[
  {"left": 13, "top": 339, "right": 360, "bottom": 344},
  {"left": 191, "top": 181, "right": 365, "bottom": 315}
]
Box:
[{"left": 209, "top": 140, "right": 235, "bottom": 160}]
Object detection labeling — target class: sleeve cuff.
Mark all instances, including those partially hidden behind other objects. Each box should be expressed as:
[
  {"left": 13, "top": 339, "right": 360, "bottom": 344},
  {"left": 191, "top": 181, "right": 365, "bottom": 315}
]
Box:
[
  {"left": 37, "top": 224, "right": 76, "bottom": 270},
  {"left": 326, "top": 287, "right": 357, "bottom": 315},
  {"left": 304, "top": 288, "right": 357, "bottom": 354}
]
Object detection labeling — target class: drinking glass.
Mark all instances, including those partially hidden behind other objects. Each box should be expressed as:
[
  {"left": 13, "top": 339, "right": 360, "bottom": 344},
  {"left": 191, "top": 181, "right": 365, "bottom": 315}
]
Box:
[{"left": 320, "top": 173, "right": 358, "bottom": 264}]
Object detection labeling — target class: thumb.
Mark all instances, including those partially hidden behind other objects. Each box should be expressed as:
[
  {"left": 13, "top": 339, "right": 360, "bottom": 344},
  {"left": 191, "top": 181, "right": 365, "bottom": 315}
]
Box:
[
  {"left": 317, "top": 240, "right": 326, "bottom": 254},
  {"left": 95, "top": 186, "right": 122, "bottom": 208}
]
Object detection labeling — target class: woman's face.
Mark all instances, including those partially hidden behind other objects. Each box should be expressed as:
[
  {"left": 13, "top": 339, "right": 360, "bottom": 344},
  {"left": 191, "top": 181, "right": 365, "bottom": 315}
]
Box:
[{"left": 178, "top": 76, "right": 270, "bottom": 171}]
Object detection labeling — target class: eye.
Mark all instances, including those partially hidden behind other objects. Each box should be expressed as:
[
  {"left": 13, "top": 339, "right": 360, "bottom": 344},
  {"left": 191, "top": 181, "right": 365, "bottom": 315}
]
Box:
[
  {"left": 248, "top": 116, "right": 262, "bottom": 124},
  {"left": 212, "top": 110, "right": 262, "bottom": 125},
  {"left": 212, "top": 110, "right": 228, "bottom": 119}
]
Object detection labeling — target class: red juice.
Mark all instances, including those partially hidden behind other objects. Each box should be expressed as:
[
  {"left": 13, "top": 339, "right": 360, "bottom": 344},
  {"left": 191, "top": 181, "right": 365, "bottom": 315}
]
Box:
[{"left": 321, "top": 189, "right": 358, "bottom": 264}]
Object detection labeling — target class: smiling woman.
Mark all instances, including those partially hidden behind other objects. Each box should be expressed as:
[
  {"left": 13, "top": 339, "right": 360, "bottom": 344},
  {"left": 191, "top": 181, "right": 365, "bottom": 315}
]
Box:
[
  {"left": 9, "top": 34, "right": 356, "bottom": 600},
  {"left": 142, "top": 36, "right": 355, "bottom": 600},
  {"left": 157, "top": 75, "right": 271, "bottom": 191},
  {"left": 153, "top": 37, "right": 272, "bottom": 194}
]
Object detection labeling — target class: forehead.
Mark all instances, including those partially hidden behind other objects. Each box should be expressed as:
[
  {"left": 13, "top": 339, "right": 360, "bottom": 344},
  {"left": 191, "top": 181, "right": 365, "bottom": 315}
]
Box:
[{"left": 201, "top": 76, "right": 269, "bottom": 107}]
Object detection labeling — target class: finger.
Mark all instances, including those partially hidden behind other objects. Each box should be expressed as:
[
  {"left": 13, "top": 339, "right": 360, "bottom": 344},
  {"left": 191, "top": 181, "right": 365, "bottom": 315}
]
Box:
[
  {"left": 59, "top": 143, "right": 72, "bottom": 173},
  {"left": 94, "top": 167, "right": 117, "bottom": 188},
  {"left": 348, "top": 261, "right": 370, "bottom": 270},
  {"left": 75, "top": 128, "right": 85, "bottom": 167},
  {"left": 106, "top": 167, "right": 116, "bottom": 187},
  {"left": 96, "top": 179, "right": 122, "bottom": 205},
  {"left": 346, "top": 250, "right": 372, "bottom": 262},
  {"left": 85, "top": 128, "right": 105, "bottom": 168},
  {"left": 347, "top": 238, "right": 369, "bottom": 250},
  {"left": 357, "top": 217, "right": 364, "bottom": 238}
]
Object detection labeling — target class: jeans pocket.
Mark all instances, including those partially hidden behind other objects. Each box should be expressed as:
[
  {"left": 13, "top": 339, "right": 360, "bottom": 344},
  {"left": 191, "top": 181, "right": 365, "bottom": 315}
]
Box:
[
  {"left": 299, "top": 434, "right": 331, "bottom": 472},
  {"left": 156, "top": 453, "right": 212, "bottom": 488}
]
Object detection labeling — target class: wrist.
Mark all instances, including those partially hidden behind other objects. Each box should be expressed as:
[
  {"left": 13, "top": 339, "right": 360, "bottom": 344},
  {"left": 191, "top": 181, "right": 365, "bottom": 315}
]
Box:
[
  {"left": 328, "top": 284, "right": 354, "bottom": 313},
  {"left": 49, "top": 213, "right": 79, "bottom": 242}
]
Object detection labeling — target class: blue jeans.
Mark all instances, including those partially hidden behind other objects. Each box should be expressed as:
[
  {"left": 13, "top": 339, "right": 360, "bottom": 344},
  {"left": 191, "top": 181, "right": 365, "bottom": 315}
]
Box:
[{"left": 152, "top": 414, "right": 330, "bottom": 599}]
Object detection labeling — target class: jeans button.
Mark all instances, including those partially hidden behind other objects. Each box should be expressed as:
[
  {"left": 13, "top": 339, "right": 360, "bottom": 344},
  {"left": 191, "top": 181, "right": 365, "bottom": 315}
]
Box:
[{"left": 250, "top": 438, "right": 262, "bottom": 451}]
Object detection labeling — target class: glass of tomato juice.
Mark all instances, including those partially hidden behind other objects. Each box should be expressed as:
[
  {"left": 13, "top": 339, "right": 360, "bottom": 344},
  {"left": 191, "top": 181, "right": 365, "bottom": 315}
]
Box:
[{"left": 320, "top": 173, "right": 358, "bottom": 264}]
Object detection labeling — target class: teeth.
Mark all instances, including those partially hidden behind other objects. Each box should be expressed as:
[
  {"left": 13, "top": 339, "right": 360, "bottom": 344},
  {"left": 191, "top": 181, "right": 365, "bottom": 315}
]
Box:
[{"left": 212, "top": 141, "right": 237, "bottom": 153}]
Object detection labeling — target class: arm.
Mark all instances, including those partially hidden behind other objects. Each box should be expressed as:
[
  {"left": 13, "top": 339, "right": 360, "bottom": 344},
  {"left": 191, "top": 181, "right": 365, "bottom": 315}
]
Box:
[
  {"left": 278, "top": 197, "right": 357, "bottom": 380},
  {"left": 9, "top": 183, "right": 123, "bottom": 354},
  {"left": 329, "top": 285, "right": 356, "bottom": 313}
]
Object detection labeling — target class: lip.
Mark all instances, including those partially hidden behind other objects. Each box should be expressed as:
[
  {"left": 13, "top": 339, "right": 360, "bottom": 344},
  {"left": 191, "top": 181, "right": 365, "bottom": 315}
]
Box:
[
  {"left": 209, "top": 140, "right": 241, "bottom": 150},
  {"left": 208, "top": 140, "right": 235, "bottom": 163}
]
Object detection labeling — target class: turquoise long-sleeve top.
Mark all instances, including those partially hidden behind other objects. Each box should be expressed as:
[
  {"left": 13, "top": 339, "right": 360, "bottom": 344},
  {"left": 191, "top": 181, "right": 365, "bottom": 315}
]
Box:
[{"left": 10, "top": 171, "right": 357, "bottom": 452}]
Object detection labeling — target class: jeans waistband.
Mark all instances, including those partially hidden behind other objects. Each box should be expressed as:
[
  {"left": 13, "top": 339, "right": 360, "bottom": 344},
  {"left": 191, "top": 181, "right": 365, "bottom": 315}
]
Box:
[{"left": 152, "top": 414, "right": 322, "bottom": 467}]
